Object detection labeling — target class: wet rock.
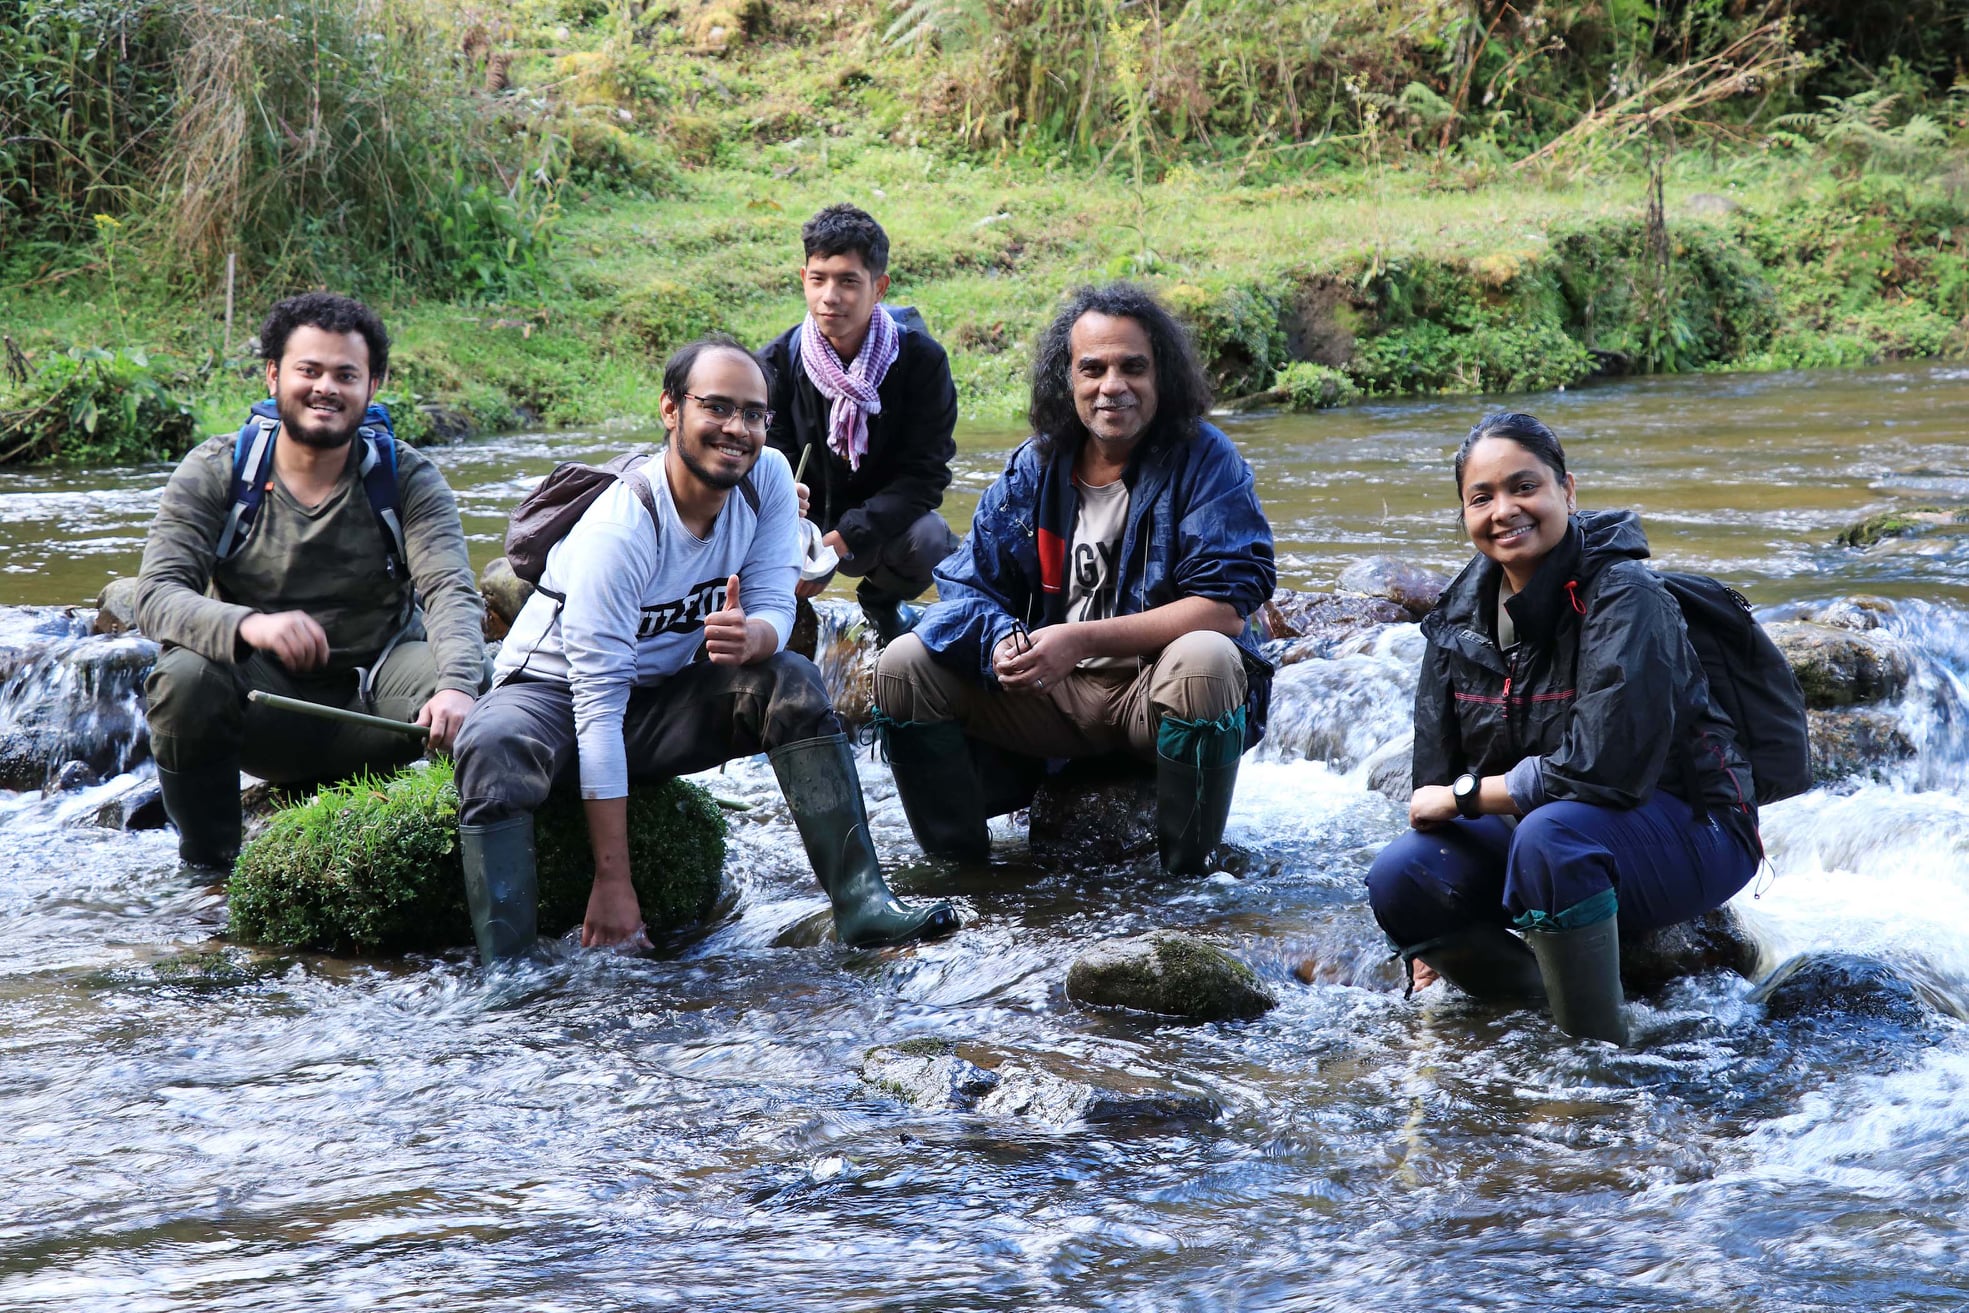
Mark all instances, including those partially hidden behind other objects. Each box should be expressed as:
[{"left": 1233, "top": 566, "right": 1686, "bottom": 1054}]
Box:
[
  {"left": 1027, "top": 756, "right": 1156, "bottom": 869},
  {"left": 479, "top": 557, "right": 533, "bottom": 639},
  {"left": 0, "top": 623, "right": 157, "bottom": 790},
  {"left": 94, "top": 778, "right": 166, "bottom": 830},
  {"left": 786, "top": 596, "right": 821, "bottom": 661},
  {"left": 1807, "top": 708, "right": 1916, "bottom": 783},
  {"left": 1766, "top": 621, "right": 1913, "bottom": 708},
  {"left": 93, "top": 577, "right": 141, "bottom": 635},
  {"left": 1749, "top": 951, "right": 1929, "bottom": 1026},
  {"left": 1835, "top": 506, "right": 1967, "bottom": 549},
  {"left": 808, "top": 599, "right": 876, "bottom": 725},
  {"left": 1619, "top": 906, "right": 1760, "bottom": 994},
  {"left": 1336, "top": 557, "right": 1452, "bottom": 620},
  {"left": 1066, "top": 930, "right": 1277, "bottom": 1021},
  {"left": 1363, "top": 733, "right": 1413, "bottom": 802},
  {"left": 43, "top": 759, "right": 99, "bottom": 793},
  {"left": 1259, "top": 589, "right": 1406, "bottom": 656},
  {"left": 1260, "top": 655, "right": 1416, "bottom": 769},
  {"left": 861, "top": 1040, "right": 1220, "bottom": 1125},
  {"left": 1808, "top": 596, "right": 1896, "bottom": 632}
]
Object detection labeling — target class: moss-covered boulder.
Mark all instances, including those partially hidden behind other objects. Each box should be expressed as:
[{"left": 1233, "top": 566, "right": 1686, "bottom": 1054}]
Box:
[
  {"left": 227, "top": 761, "right": 726, "bottom": 954},
  {"left": 1066, "top": 931, "right": 1277, "bottom": 1021},
  {"left": 1767, "top": 621, "right": 1915, "bottom": 708}
]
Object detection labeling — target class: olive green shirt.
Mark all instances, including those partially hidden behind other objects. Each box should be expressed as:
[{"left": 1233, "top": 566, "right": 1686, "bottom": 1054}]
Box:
[{"left": 136, "top": 431, "right": 484, "bottom": 695}]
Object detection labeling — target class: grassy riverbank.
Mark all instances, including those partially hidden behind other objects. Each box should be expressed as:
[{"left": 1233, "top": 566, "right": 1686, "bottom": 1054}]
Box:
[{"left": 2, "top": 0, "right": 1966, "bottom": 459}]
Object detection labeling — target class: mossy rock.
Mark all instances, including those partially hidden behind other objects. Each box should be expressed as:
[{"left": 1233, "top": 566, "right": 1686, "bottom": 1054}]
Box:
[
  {"left": 227, "top": 762, "right": 726, "bottom": 954},
  {"left": 1835, "top": 506, "right": 1969, "bottom": 548},
  {"left": 1065, "top": 931, "right": 1276, "bottom": 1021}
]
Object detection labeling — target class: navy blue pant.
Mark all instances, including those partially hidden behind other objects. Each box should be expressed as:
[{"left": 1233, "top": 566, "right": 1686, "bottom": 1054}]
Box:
[{"left": 1365, "top": 791, "right": 1758, "bottom": 949}]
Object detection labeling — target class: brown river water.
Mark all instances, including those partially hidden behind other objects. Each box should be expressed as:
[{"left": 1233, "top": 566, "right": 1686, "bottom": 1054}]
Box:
[{"left": 1, "top": 363, "right": 1967, "bottom": 1309}]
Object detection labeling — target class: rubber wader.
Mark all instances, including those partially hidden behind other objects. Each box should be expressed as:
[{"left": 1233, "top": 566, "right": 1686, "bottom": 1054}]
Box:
[
  {"left": 1526, "top": 911, "right": 1630, "bottom": 1045},
  {"left": 769, "top": 733, "right": 960, "bottom": 946},
  {"left": 875, "top": 716, "right": 991, "bottom": 860},
  {"left": 156, "top": 759, "right": 243, "bottom": 872},
  {"left": 461, "top": 814, "right": 539, "bottom": 963},
  {"left": 1155, "top": 709, "right": 1244, "bottom": 875}
]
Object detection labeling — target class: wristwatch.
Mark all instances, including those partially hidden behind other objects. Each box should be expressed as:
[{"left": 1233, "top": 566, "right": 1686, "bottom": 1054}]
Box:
[{"left": 1452, "top": 772, "right": 1482, "bottom": 819}]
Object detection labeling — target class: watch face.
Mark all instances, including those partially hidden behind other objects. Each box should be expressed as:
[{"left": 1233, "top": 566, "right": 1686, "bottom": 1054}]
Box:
[{"left": 1454, "top": 774, "right": 1476, "bottom": 797}]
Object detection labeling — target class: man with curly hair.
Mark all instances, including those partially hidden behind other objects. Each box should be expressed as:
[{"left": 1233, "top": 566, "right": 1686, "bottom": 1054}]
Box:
[
  {"left": 872, "top": 282, "right": 1277, "bottom": 875},
  {"left": 137, "top": 292, "right": 483, "bottom": 871}
]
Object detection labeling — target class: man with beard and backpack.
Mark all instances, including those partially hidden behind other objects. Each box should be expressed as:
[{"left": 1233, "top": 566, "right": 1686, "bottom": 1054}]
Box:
[
  {"left": 760, "top": 204, "right": 961, "bottom": 647},
  {"left": 450, "top": 334, "right": 958, "bottom": 961},
  {"left": 137, "top": 293, "right": 484, "bottom": 872}
]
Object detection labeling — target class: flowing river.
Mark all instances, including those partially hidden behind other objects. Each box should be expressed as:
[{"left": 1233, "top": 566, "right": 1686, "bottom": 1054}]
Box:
[{"left": 3, "top": 364, "right": 1968, "bottom": 1309}]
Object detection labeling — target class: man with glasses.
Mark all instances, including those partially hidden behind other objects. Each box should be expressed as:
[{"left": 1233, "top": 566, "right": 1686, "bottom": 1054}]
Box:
[
  {"left": 451, "top": 334, "right": 957, "bottom": 958},
  {"left": 761, "top": 204, "right": 961, "bottom": 647},
  {"left": 872, "top": 284, "right": 1276, "bottom": 876}
]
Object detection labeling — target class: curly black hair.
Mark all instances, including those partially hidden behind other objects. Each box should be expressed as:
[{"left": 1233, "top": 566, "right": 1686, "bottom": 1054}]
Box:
[
  {"left": 259, "top": 292, "right": 391, "bottom": 379},
  {"left": 801, "top": 203, "right": 889, "bottom": 276},
  {"left": 1027, "top": 282, "right": 1212, "bottom": 459}
]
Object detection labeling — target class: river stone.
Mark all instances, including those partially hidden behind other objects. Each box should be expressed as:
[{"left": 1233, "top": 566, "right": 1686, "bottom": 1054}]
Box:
[
  {"left": 479, "top": 556, "right": 534, "bottom": 636},
  {"left": 861, "top": 1040, "right": 1219, "bottom": 1125},
  {"left": 1766, "top": 621, "right": 1913, "bottom": 708},
  {"left": 0, "top": 628, "right": 158, "bottom": 791},
  {"left": 43, "top": 759, "right": 99, "bottom": 793},
  {"left": 1619, "top": 906, "right": 1760, "bottom": 994},
  {"left": 1749, "top": 951, "right": 1929, "bottom": 1026},
  {"left": 1027, "top": 756, "right": 1157, "bottom": 868},
  {"left": 808, "top": 599, "right": 877, "bottom": 726},
  {"left": 1363, "top": 733, "right": 1413, "bottom": 802},
  {"left": 1835, "top": 506, "right": 1966, "bottom": 548},
  {"left": 1259, "top": 589, "right": 1406, "bottom": 655},
  {"left": 1807, "top": 708, "right": 1916, "bottom": 783},
  {"left": 93, "top": 778, "right": 167, "bottom": 830},
  {"left": 93, "top": 577, "right": 141, "bottom": 635},
  {"left": 1808, "top": 596, "right": 1896, "bottom": 631},
  {"left": 1335, "top": 557, "right": 1452, "bottom": 619},
  {"left": 1066, "top": 931, "right": 1277, "bottom": 1020}
]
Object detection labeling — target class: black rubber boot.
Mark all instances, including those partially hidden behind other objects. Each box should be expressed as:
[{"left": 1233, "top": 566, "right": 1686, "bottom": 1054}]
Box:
[
  {"left": 874, "top": 715, "right": 991, "bottom": 859},
  {"left": 461, "top": 814, "right": 539, "bottom": 963},
  {"left": 156, "top": 759, "right": 242, "bottom": 872},
  {"left": 1154, "top": 711, "right": 1244, "bottom": 875},
  {"left": 858, "top": 596, "right": 922, "bottom": 650},
  {"left": 1403, "top": 923, "right": 1547, "bottom": 1001},
  {"left": 770, "top": 733, "right": 960, "bottom": 947},
  {"left": 1527, "top": 912, "right": 1630, "bottom": 1044}
]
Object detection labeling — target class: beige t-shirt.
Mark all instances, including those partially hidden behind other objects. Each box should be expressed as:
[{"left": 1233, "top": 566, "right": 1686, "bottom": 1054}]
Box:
[{"left": 1065, "top": 475, "right": 1129, "bottom": 670}]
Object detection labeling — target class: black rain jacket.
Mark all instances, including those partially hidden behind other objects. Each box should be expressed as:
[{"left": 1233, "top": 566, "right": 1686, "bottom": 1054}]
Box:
[
  {"left": 761, "top": 319, "right": 958, "bottom": 560},
  {"left": 1413, "top": 509, "right": 1759, "bottom": 847}
]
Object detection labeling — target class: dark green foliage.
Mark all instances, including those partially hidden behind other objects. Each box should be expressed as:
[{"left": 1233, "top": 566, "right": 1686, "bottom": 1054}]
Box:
[
  {"left": 1344, "top": 259, "right": 1595, "bottom": 395},
  {"left": 0, "top": 346, "right": 199, "bottom": 465},
  {"left": 227, "top": 762, "right": 726, "bottom": 955},
  {"left": 1160, "top": 278, "right": 1287, "bottom": 396}
]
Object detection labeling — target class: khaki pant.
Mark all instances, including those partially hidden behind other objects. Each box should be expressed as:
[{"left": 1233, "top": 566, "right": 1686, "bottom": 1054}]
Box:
[
  {"left": 145, "top": 641, "right": 440, "bottom": 785},
  {"left": 874, "top": 629, "right": 1247, "bottom": 761}
]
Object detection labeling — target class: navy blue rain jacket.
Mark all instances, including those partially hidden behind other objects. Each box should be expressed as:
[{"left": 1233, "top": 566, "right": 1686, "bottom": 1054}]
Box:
[{"left": 912, "top": 420, "right": 1278, "bottom": 747}]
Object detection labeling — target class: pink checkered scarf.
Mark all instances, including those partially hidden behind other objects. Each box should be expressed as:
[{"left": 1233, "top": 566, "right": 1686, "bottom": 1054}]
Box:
[{"left": 799, "top": 304, "right": 899, "bottom": 473}]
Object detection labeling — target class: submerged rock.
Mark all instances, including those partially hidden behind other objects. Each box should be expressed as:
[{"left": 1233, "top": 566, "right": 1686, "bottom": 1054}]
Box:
[
  {"left": 0, "top": 622, "right": 157, "bottom": 791},
  {"left": 1619, "top": 906, "right": 1760, "bottom": 994},
  {"left": 1766, "top": 621, "right": 1913, "bottom": 708},
  {"left": 93, "top": 778, "right": 166, "bottom": 830},
  {"left": 1750, "top": 951, "right": 1930, "bottom": 1026},
  {"left": 861, "top": 1039, "right": 1220, "bottom": 1124},
  {"left": 1807, "top": 708, "right": 1916, "bottom": 783},
  {"left": 228, "top": 761, "right": 725, "bottom": 954},
  {"left": 93, "top": 577, "right": 141, "bottom": 635},
  {"left": 1260, "top": 590, "right": 1406, "bottom": 657},
  {"left": 1066, "top": 930, "right": 1277, "bottom": 1020},
  {"left": 1335, "top": 557, "right": 1452, "bottom": 620},
  {"left": 1028, "top": 757, "right": 1156, "bottom": 868},
  {"left": 1808, "top": 596, "right": 1896, "bottom": 632},
  {"left": 1835, "top": 506, "right": 1967, "bottom": 549}
]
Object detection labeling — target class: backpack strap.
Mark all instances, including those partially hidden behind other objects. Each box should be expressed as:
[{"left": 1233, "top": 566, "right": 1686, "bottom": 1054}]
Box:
[
  {"left": 215, "top": 407, "right": 281, "bottom": 560},
  {"left": 355, "top": 416, "right": 409, "bottom": 582}
]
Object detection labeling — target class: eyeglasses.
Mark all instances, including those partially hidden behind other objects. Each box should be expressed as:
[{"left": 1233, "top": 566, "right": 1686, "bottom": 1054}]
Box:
[{"left": 684, "top": 394, "right": 774, "bottom": 430}]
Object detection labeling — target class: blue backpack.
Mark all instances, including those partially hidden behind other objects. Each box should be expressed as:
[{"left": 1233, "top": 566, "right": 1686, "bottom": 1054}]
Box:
[{"left": 214, "top": 398, "right": 409, "bottom": 580}]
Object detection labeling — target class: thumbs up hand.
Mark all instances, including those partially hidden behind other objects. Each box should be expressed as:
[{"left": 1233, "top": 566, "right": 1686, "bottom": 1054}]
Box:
[{"left": 704, "top": 573, "right": 755, "bottom": 665}]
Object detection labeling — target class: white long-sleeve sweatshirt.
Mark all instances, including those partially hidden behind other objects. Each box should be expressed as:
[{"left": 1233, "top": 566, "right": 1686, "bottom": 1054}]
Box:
[{"left": 492, "top": 447, "right": 800, "bottom": 798}]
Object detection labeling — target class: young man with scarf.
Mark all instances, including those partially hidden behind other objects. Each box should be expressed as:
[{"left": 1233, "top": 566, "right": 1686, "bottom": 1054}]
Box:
[
  {"left": 871, "top": 283, "right": 1277, "bottom": 876},
  {"left": 760, "top": 204, "right": 961, "bottom": 647}
]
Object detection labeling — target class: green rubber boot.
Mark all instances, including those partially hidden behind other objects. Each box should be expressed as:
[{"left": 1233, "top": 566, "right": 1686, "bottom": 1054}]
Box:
[
  {"left": 156, "top": 758, "right": 243, "bottom": 873},
  {"left": 1524, "top": 899, "right": 1630, "bottom": 1045},
  {"left": 770, "top": 733, "right": 961, "bottom": 947},
  {"left": 871, "top": 713, "right": 990, "bottom": 859},
  {"left": 1403, "top": 923, "right": 1547, "bottom": 1001},
  {"left": 1154, "top": 708, "right": 1245, "bottom": 875},
  {"left": 461, "top": 814, "right": 539, "bottom": 963}
]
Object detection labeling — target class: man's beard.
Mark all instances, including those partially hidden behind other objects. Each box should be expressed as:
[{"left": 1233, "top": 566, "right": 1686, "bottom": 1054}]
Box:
[
  {"left": 276, "top": 396, "right": 363, "bottom": 449},
  {"left": 674, "top": 431, "right": 753, "bottom": 491}
]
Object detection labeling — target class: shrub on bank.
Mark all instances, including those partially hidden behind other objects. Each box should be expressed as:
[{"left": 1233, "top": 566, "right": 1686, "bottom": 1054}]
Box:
[
  {"left": 227, "top": 762, "right": 727, "bottom": 955},
  {"left": 0, "top": 347, "right": 199, "bottom": 466}
]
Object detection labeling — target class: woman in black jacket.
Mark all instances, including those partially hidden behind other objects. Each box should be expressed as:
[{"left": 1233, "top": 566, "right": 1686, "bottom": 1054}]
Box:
[{"left": 1366, "top": 412, "right": 1761, "bottom": 1044}]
